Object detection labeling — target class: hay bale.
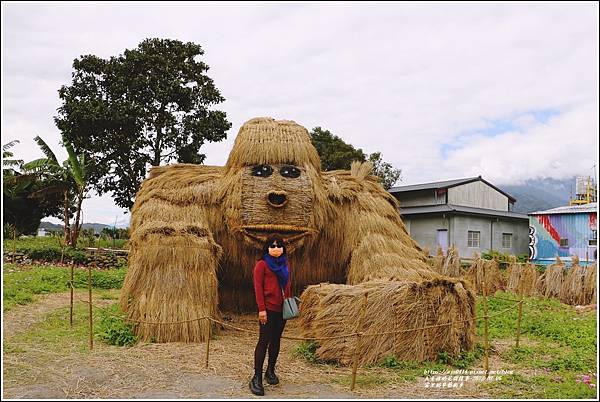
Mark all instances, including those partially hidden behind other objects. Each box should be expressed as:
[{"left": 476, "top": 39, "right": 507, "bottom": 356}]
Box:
[
  {"left": 299, "top": 278, "right": 476, "bottom": 366},
  {"left": 463, "top": 257, "right": 503, "bottom": 295},
  {"left": 559, "top": 258, "right": 596, "bottom": 305},
  {"left": 506, "top": 261, "right": 539, "bottom": 296},
  {"left": 534, "top": 257, "right": 565, "bottom": 299}
]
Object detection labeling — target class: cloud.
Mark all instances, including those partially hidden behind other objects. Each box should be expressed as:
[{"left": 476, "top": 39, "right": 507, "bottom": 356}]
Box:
[{"left": 2, "top": 2, "right": 598, "bottom": 224}]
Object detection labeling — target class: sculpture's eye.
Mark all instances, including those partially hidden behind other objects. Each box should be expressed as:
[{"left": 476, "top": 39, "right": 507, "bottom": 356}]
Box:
[
  {"left": 280, "top": 165, "right": 301, "bottom": 178},
  {"left": 251, "top": 165, "right": 273, "bottom": 177}
]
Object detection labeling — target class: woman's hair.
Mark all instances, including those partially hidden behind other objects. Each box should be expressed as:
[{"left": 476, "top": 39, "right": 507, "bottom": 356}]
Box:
[{"left": 261, "top": 235, "right": 287, "bottom": 257}]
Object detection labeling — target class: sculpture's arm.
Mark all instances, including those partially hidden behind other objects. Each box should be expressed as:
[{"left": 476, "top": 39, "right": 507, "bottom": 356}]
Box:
[
  {"left": 119, "top": 164, "right": 223, "bottom": 342},
  {"left": 324, "top": 162, "right": 436, "bottom": 284}
]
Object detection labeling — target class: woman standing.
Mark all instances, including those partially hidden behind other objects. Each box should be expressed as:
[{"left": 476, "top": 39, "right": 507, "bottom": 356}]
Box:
[{"left": 250, "top": 235, "right": 292, "bottom": 396}]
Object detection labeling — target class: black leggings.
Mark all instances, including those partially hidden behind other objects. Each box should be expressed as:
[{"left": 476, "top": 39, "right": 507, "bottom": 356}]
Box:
[{"left": 254, "top": 310, "right": 287, "bottom": 371}]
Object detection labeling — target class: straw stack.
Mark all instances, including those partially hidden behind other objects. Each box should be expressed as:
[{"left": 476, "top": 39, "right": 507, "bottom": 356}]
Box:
[
  {"left": 559, "top": 256, "right": 597, "bottom": 305},
  {"left": 432, "top": 246, "right": 445, "bottom": 273},
  {"left": 506, "top": 261, "right": 539, "bottom": 296},
  {"left": 440, "top": 244, "right": 462, "bottom": 278},
  {"left": 299, "top": 278, "right": 476, "bottom": 366},
  {"left": 534, "top": 256, "right": 566, "bottom": 299},
  {"left": 463, "top": 257, "right": 503, "bottom": 295}
]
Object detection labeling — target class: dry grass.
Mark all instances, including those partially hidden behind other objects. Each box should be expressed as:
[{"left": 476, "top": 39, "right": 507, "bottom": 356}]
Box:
[
  {"left": 506, "top": 261, "right": 538, "bottom": 296},
  {"left": 299, "top": 278, "right": 476, "bottom": 366},
  {"left": 535, "top": 258, "right": 566, "bottom": 299},
  {"left": 440, "top": 244, "right": 463, "bottom": 277},
  {"left": 559, "top": 257, "right": 597, "bottom": 306},
  {"left": 463, "top": 257, "right": 503, "bottom": 296}
]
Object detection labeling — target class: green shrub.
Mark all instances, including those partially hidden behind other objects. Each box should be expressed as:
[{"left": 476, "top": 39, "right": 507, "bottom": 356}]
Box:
[
  {"left": 95, "top": 304, "right": 138, "bottom": 346},
  {"left": 294, "top": 341, "right": 319, "bottom": 362}
]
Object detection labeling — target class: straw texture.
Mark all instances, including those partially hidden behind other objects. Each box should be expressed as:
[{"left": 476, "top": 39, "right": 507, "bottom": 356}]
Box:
[{"left": 122, "top": 117, "right": 477, "bottom": 355}]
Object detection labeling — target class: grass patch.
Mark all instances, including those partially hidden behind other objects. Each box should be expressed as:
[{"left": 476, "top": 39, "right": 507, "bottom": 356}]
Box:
[
  {"left": 3, "top": 264, "right": 127, "bottom": 311},
  {"left": 481, "top": 372, "right": 597, "bottom": 399},
  {"left": 480, "top": 292, "right": 596, "bottom": 373},
  {"left": 96, "top": 304, "right": 138, "bottom": 346}
]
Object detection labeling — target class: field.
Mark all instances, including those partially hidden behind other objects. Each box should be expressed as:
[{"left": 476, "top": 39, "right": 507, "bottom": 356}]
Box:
[{"left": 2, "top": 239, "right": 598, "bottom": 399}]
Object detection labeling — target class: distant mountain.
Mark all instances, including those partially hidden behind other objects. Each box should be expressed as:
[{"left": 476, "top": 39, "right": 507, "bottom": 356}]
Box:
[
  {"left": 499, "top": 177, "right": 577, "bottom": 214},
  {"left": 38, "top": 221, "right": 113, "bottom": 234}
]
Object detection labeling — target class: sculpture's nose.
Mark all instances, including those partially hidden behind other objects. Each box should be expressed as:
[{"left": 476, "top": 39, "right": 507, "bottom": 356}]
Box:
[{"left": 267, "top": 191, "right": 288, "bottom": 208}]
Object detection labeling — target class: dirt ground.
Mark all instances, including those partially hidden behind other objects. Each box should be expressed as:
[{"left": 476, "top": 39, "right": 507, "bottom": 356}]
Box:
[{"left": 2, "top": 291, "right": 512, "bottom": 399}]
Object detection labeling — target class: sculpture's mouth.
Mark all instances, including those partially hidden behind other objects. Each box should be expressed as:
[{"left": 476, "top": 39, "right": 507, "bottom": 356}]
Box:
[{"left": 240, "top": 224, "right": 316, "bottom": 250}]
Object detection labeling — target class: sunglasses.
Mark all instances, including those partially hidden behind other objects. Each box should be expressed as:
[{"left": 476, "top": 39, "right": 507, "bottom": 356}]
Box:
[{"left": 268, "top": 244, "right": 283, "bottom": 249}]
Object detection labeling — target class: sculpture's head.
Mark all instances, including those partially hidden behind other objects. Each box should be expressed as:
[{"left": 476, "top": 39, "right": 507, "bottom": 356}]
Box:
[{"left": 222, "top": 117, "right": 327, "bottom": 253}]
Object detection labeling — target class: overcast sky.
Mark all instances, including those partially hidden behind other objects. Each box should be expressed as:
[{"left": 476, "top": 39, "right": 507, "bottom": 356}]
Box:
[{"left": 2, "top": 1, "right": 598, "bottom": 226}]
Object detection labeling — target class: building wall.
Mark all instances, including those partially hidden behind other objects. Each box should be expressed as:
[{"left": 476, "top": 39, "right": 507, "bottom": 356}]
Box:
[
  {"left": 447, "top": 181, "right": 509, "bottom": 211},
  {"left": 394, "top": 190, "right": 444, "bottom": 207},
  {"left": 403, "top": 216, "right": 449, "bottom": 252},
  {"left": 405, "top": 214, "right": 529, "bottom": 257},
  {"left": 529, "top": 212, "right": 597, "bottom": 264}
]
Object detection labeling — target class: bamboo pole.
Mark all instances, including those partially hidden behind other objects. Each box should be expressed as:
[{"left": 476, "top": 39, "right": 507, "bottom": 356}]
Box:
[
  {"left": 516, "top": 280, "right": 523, "bottom": 348},
  {"left": 88, "top": 251, "right": 94, "bottom": 351},
  {"left": 70, "top": 262, "right": 74, "bottom": 327},
  {"left": 205, "top": 282, "right": 213, "bottom": 368},
  {"left": 12, "top": 227, "right": 17, "bottom": 263},
  {"left": 350, "top": 292, "right": 369, "bottom": 391},
  {"left": 482, "top": 282, "right": 489, "bottom": 379},
  {"left": 205, "top": 318, "right": 211, "bottom": 368}
]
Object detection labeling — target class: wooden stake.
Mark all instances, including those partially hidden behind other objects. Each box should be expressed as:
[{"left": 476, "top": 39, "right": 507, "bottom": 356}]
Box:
[
  {"left": 482, "top": 282, "right": 489, "bottom": 379},
  {"left": 516, "top": 280, "right": 523, "bottom": 348},
  {"left": 350, "top": 292, "right": 369, "bottom": 391},
  {"left": 70, "top": 263, "right": 74, "bottom": 327},
  {"left": 12, "top": 228, "right": 17, "bottom": 263},
  {"left": 205, "top": 281, "right": 215, "bottom": 368},
  {"left": 88, "top": 256, "right": 94, "bottom": 351},
  {"left": 205, "top": 318, "right": 211, "bottom": 369}
]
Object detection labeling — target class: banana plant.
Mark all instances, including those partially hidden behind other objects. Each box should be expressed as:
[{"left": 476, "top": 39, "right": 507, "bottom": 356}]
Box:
[{"left": 22, "top": 135, "right": 89, "bottom": 247}]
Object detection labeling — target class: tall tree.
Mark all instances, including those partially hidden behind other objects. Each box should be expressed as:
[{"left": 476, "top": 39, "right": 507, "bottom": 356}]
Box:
[
  {"left": 309, "top": 127, "right": 402, "bottom": 189},
  {"left": 310, "top": 127, "right": 366, "bottom": 171},
  {"left": 368, "top": 152, "right": 402, "bottom": 190},
  {"left": 55, "top": 38, "right": 231, "bottom": 209}
]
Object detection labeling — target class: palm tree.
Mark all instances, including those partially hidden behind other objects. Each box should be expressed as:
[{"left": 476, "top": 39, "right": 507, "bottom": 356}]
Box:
[{"left": 22, "top": 135, "right": 88, "bottom": 247}]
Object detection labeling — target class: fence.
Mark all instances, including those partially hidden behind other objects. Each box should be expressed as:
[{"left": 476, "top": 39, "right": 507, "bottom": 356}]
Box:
[{"left": 70, "top": 255, "right": 528, "bottom": 392}]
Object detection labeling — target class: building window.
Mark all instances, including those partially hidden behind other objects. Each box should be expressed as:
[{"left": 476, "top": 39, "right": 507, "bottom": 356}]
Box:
[
  {"left": 559, "top": 238, "right": 569, "bottom": 247},
  {"left": 468, "top": 231, "right": 480, "bottom": 248},
  {"left": 502, "top": 233, "right": 512, "bottom": 249},
  {"left": 590, "top": 239, "right": 597, "bottom": 246}
]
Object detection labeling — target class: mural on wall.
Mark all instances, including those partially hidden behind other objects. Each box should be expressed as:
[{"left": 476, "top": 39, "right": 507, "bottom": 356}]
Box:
[{"left": 529, "top": 213, "right": 597, "bottom": 263}]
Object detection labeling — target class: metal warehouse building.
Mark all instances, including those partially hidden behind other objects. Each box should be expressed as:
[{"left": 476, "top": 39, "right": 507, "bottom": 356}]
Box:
[
  {"left": 528, "top": 202, "right": 597, "bottom": 266},
  {"left": 389, "top": 176, "right": 529, "bottom": 258}
]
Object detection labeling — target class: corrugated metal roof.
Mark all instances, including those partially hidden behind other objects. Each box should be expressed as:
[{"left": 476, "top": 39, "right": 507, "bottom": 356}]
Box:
[
  {"left": 388, "top": 176, "right": 516, "bottom": 202},
  {"left": 388, "top": 177, "right": 480, "bottom": 193},
  {"left": 399, "top": 203, "right": 529, "bottom": 220},
  {"left": 529, "top": 202, "right": 598, "bottom": 215}
]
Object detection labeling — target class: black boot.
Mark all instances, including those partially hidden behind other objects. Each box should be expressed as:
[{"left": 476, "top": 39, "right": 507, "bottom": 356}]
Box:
[
  {"left": 264, "top": 365, "right": 279, "bottom": 385},
  {"left": 249, "top": 370, "right": 264, "bottom": 396}
]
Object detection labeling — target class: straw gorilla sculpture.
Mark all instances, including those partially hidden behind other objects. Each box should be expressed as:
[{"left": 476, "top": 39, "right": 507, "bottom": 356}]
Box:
[{"left": 121, "top": 117, "right": 476, "bottom": 365}]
